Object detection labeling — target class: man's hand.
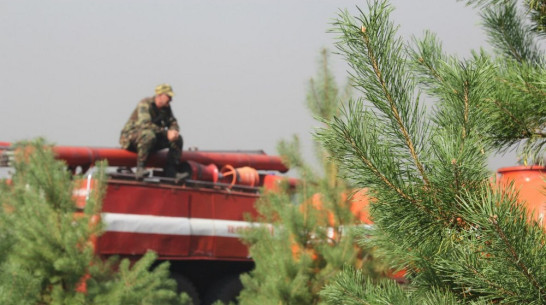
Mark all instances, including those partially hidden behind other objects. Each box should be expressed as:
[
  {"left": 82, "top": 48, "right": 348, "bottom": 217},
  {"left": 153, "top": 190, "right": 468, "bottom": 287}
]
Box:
[{"left": 167, "top": 129, "right": 179, "bottom": 142}]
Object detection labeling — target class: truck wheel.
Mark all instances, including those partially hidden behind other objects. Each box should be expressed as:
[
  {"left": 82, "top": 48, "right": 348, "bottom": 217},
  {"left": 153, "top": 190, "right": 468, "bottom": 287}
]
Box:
[
  {"left": 172, "top": 273, "right": 200, "bottom": 305},
  {"left": 203, "top": 275, "right": 243, "bottom": 305}
]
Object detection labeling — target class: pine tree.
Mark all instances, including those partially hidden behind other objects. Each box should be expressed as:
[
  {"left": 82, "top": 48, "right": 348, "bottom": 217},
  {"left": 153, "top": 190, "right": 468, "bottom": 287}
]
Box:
[
  {"left": 318, "top": 0, "right": 545, "bottom": 304},
  {"left": 0, "top": 139, "right": 189, "bottom": 305},
  {"left": 237, "top": 49, "right": 387, "bottom": 305}
]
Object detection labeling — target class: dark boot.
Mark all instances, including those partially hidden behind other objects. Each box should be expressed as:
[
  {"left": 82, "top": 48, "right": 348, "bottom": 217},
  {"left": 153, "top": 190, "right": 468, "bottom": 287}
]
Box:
[{"left": 163, "top": 166, "right": 177, "bottom": 178}]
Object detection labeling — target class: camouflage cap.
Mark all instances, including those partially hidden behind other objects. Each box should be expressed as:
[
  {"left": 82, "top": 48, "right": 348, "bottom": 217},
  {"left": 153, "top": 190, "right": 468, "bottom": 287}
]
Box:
[{"left": 155, "top": 83, "right": 175, "bottom": 97}]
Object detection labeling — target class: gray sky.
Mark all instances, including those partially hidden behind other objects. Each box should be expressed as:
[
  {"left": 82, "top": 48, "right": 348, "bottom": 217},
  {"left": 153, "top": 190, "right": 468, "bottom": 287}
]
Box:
[{"left": 0, "top": 0, "right": 518, "bottom": 173}]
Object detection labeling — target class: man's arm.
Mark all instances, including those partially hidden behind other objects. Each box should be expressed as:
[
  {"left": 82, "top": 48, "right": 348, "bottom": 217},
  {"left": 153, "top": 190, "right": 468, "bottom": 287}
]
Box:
[
  {"left": 165, "top": 106, "right": 180, "bottom": 132},
  {"left": 166, "top": 107, "right": 180, "bottom": 142}
]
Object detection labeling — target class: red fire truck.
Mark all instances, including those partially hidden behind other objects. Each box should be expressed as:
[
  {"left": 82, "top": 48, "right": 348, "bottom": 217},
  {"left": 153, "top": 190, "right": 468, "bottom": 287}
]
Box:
[
  {"left": 0, "top": 142, "right": 296, "bottom": 305},
  {"left": 1, "top": 142, "right": 544, "bottom": 305}
]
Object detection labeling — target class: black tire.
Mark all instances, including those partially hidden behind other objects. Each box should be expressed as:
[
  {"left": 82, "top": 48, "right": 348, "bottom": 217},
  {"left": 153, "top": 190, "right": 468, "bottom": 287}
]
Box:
[
  {"left": 203, "top": 275, "right": 243, "bottom": 305},
  {"left": 172, "top": 273, "right": 201, "bottom": 305}
]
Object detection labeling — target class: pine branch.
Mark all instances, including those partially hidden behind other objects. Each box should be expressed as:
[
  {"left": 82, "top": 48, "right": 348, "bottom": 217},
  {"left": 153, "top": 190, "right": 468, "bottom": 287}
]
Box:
[
  {"left": 359, "top": 24, "right": 431, "bottom": 190},
  {"left": 489, "top": 215, "right": 544, "bottom": 296},
  {"left": 331, "top": 109, "right": 429, "bottom": 214},
  {"left": 482, "top": 1, "right": 544, "bottom": 65}
]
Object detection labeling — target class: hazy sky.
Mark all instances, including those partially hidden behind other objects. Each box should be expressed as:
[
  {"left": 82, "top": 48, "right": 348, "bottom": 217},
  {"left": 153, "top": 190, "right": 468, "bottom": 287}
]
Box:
[{"left": 0, "top": 0, "right": 518, "bottom": 172}]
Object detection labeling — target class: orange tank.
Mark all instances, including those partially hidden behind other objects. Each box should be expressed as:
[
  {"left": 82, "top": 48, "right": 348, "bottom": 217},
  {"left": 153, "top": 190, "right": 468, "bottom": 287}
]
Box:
[{"left": 497, "top": 166, "right": 546, "bottom": 227}]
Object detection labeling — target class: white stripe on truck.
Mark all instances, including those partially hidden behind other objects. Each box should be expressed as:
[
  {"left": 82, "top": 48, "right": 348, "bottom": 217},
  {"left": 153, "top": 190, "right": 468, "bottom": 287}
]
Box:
[{"left": 102, "top": 213, "right": 257, "bottom": 238}]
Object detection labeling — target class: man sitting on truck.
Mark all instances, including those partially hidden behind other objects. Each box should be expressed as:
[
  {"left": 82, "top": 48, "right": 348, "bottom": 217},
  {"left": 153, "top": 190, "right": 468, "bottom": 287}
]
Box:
[{"left": 119, "top": 83, "right": 183, "bottom": 180}]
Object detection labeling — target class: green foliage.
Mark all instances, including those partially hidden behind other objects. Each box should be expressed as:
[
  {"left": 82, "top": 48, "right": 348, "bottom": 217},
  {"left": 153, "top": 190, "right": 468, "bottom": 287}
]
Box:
[
  {"left": 321, "top": 266, "right": 480, "bottom": 305},
  {"left": 459, "top": 0, "right": 546, "bottom": 163},
  {"left": 89, "top": 252, "right": 182, "bottom": 305},
  {"left": 464, "top": 0, "right": 546, "bottom": 35},
  {"left": 0, "top": 139, "right": 186, "bottom": 304},
  {"left": 238, "top": 50, "right": 388, "bottom": 305},
  {"left": 434, "top": 187, "right": 546, "bottom": 303},
  {"left": 318, "top": 0, "right": 546, "bottom": 304},
  {"left": 527, "top": 0, "right": 546, "bottom": 33}
]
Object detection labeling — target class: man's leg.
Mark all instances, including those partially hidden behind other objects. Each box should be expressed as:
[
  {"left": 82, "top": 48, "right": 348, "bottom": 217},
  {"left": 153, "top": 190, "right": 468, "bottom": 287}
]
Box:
[
  {"left": 152, "top": 133, "right": 183, "bottom": 178},
  {"left": 164, "top": 135, "right": 183, "bottom": 178},
  {"left": 135, "top": 130, "right": 157, "bottom": 179}
]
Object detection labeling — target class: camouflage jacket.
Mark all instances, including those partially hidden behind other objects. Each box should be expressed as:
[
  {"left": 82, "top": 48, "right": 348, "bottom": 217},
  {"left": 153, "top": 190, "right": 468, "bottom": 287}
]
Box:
[{"left": 119, "top": 97, "right": 180, "bottom": 148}]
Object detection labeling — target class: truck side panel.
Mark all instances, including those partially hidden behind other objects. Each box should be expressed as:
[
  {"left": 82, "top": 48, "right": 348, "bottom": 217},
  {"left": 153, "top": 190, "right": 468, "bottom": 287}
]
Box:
[
  {"left": 96, "top": 179, "right": 260, "bottom": 260},
  {"left": 97, "top": 181, "right": 192, "bottom": 256}
]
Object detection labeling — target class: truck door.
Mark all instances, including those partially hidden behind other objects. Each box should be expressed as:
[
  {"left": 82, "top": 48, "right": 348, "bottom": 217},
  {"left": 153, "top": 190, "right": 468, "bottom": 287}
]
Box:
[{"left": 97, "top": 181, "right": 192, "bottom": 257}]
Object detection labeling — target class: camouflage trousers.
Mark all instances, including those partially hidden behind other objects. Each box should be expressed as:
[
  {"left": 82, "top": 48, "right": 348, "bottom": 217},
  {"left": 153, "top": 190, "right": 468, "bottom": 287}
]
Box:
[{"left": 119, "top": 129, "right": 183, "bottom": 176}]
